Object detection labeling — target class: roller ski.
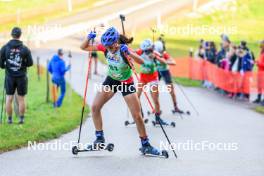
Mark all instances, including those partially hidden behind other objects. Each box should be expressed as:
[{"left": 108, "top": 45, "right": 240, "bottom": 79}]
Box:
[
  {"left": 72, "top": 132, "right": 114, "bottom": 155},
  {"left": 172, "top": 107, "right": 191, "bottom": 115},
  {"left": 125, "top": 107, "right": 148, "bottom": 126},
  {"left": 147, "top": 110, "right": 162, "bottom": 116},
  {"left": 124, "top": 118, "right": 148, "bottom": 126},
  {"left": 72, "top": 143, "right": 114, "bottom": 155},
  {"left": 152, "top": 115, "right": 176, "bottom": 128},
  {"left": 139, "top": 141, "right": 169, "bottom": 158}
]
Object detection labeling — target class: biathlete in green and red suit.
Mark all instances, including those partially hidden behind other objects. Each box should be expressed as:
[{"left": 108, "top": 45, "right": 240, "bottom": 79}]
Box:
[
  {"left": 154, "top": 40, "right": 184, "bottom": 114},
  {"left": 136, "top": 39, "right": 173, "bottom": 125},
  {"left": 80, "top": 27, "right": 162, "bottom": 156}
]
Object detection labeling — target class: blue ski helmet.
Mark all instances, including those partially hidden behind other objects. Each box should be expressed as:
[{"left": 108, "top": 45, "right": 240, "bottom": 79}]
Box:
[
  {"left": 140, "top": 39, "right": 153, "bottom": 51},
  {"left": 101, "top": 27, "right": 119, "bottom": 46}
]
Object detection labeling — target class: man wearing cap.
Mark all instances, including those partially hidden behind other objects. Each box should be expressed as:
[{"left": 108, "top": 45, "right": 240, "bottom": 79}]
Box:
[
  {"left": 0, "top": 27, "right": 33, "bottom": 124},
  {"left": 48, "top": 49, "right": 71, "bottom": 108},
  {"left": 216, "top": 34, "right": 231, "bottom": 66}
]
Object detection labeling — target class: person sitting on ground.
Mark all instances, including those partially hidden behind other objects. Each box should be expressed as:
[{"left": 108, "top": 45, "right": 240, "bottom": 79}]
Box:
[{"left": 48, "top": 49, "right": 71, "bottom": 108}]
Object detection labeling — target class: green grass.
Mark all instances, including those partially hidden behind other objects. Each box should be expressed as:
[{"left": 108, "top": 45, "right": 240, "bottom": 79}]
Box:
[
  {"left": 0, "top": 0, "right": 63, "bottom": 14},
  {"left": 173, "top": 77, "right": 201, "bottom": 87},
  {"left": 166, "top": 0, "right": 264, "bottom": 41},
  {"left": 0, "top": 66, "right": 89, "bottom": 153},
  {"left": 130, "top": 0, "right": 264, "bottom": 86},
  {"left": 255, "top": 106, "right": 264, "bottom": 114},
  {"left": 0, "top": 0, "right": 99, "bottom": 32}
]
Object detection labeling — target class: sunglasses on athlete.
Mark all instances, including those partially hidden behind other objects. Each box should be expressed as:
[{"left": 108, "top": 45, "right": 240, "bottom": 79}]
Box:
[
  {"left": 106, "top": 43, "right": 118, "bottom": 50},
  {"left": 143, "top": 49, "right": 153, "bottom": 55}
]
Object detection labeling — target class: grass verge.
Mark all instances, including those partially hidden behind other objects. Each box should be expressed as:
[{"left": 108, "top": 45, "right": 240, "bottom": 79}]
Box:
[
  {"left": 130, "top": 0, "right": 264, "bottom": 86},
  {"left": 0, "top": 66, "right": 89, "bottom": 153},
  {"left": 255, "top": 106, "right": 264, "bottom": 114},
  {"left": 0, "top": 0, "right": 99, "bottom": 32}
]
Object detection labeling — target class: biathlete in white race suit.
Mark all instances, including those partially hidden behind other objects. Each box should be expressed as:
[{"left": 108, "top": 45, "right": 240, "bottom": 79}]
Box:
[
  {"left": 80, "top": 27, "right": 164, "bottom": 156},
  {"left": 136, "top": 39, "right": 175, "bottom": 125},
  {"left": 154, "top": 40, "right": 184, "bottom": 114}
]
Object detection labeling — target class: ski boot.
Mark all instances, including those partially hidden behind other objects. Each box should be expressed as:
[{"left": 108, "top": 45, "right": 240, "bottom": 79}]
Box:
[
  {"left": 152, "top": 114, "right": 175, "bottom": 127},
  {"left": 87, "top": 131, "right": 106, "bottom": 150},
  {"left": 72, "top": 131, "right": 114, "bottom": 155},
  {"left": 7, "top": 117, "right": 12, "bottom": 124},
  {"left": 172, "top": 106, "right": 184, "bottom": 114},
  {"left": 172, "top": 104, "right": 191, "bottom": 116},
  {"left": 139, "top": 138, "right": 169, "bottom": 158}
]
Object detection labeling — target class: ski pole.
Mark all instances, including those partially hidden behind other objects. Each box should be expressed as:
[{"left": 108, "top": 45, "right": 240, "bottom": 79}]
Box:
[
  {"left": 119, "top": 14, "right": 177, "bottom": 158},
  {"left": 68, "top": 51, "right": 73, "bottom": 101},
  {"left": 77, "top": 32, "right": 95, "bottom": 144},
  {"left": 173, "top": 79, "right": 199, "bottom": 116},
  {"left": 150, "top": 27, "right": 156, "bottom": 43},
  {"left": 126, "top": 54, "right": 177, "bottom": 158},
  {"left": 0, "top": 79, "right": 5, "bottom": 124},
  {"left": 119, "top": 14, "right": 126, "bottom": 35}
]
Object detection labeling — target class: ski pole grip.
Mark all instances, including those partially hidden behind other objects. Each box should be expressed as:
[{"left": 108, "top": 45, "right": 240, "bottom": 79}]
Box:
[{"left": 120, "top": 14, "right": 125, "bottom": 21}]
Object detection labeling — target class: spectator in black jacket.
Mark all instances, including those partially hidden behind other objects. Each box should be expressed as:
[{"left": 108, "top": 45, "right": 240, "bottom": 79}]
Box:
[
  {"left": 216, "top": 34, "right": 231, "bottom": 66},
  {"left": 0, "top": 27, "right": 33, "bottom": 124}
]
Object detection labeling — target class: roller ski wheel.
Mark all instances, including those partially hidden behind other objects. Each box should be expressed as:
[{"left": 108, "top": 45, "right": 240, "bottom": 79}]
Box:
[
  {"left": 144, "top": 118, "right": 149, "bottom": 124},
  {"left": 106, "top": 143, "right": 114, "bottom": 152},
  {"left": 147, "top": 111, "right": 152, "bottom": 116},
  {"left": 162, "top": 150, "right": 169, "bottom": 158},
  {"left": 152, "top": 120, "right": 176, "bottom": 128},
  {"left": 139, "top": 146, "right": 169, "bottom": 159},
  {"left": 124, "top": 120, "right": 130, "bottom": 126},
  {"left": 147, "top": 110, "right": 162, "bottom": 116},
  {"left": 72, "top": 146, "right": 79, "bottom": 155},
  {"left": 124, "top": 121, "right": 135, "bottom": 126},
  {"left": 72, "top": 143, "right": 114, "bottom": 155}
]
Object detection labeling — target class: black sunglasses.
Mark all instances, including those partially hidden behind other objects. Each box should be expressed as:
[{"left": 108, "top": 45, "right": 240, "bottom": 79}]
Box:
[{"left": 143, "top": 49, "right": 153, "bottom": 54}]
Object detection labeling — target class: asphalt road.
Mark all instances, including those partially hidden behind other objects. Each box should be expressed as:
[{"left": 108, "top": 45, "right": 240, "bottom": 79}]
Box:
[
  {"left": 1, "top": 0, "right": 264, "bottom": 175},
  {"left": 1, "top": 49, "right": 264, "bottom": 176}
]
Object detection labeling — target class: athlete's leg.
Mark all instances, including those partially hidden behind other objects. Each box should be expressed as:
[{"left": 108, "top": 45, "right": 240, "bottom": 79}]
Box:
[
  {"left": 5, "top": 76, "right": 15, "bottom": 123},
  {"left": 149, "top": 83, "right": 160, "bottom": 113},
  {"left": 149, "top": 83, "right": 170, "bottom": 125},
  {"left": 6, "top": 95, "right": 13, "bottom": 118},
  {"left": 124, "top": 92, "right": 161, "bottom": 155},
  {"left": 94, "top": 57, "right": 98, "bottom": 75},
  {"left": 137, "top": 82, "right": 147, "bottom": 117},
  {"left": 17, "top": 95, "right": 25, "bottom": 117},
  {"left": 123, "top": 93, "right": 147, "bottom": 137},
  {"left": 167, "top": 83, "right": 177, "bottom": 107},
  {"left": 137, "top": 82, "right": 146, "bottom": 98},
  {"left": 91, "top": 88, "right": 115, "bottom": 131}
]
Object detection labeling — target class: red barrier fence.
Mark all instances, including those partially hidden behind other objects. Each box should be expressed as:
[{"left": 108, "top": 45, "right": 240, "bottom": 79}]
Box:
[{"left": 169, "top": 57, "right": 264, "bottom": 94}]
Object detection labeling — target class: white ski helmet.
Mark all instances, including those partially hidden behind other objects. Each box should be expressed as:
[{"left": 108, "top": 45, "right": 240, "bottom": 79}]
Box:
[
  {"left": 140, "top": 39, "right": 153, "bottom": 51},
  {"left": 154, "top": 41, "right": 164, "bottom": 53}
]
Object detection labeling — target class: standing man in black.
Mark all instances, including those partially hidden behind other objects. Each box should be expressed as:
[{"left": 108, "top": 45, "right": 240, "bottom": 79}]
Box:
[{"left": 0, "top": 27, "right": 33, "bottom": 124}]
